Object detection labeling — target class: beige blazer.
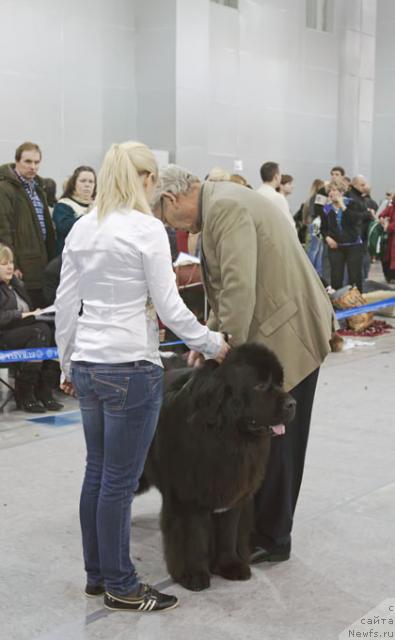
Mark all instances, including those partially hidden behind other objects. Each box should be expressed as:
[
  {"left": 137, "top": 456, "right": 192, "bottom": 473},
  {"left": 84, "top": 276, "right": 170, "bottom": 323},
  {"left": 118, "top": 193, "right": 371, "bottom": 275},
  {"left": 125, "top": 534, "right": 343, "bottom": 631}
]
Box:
[{"left": 200, "top": 181, "right": 335, "bottom": 391}]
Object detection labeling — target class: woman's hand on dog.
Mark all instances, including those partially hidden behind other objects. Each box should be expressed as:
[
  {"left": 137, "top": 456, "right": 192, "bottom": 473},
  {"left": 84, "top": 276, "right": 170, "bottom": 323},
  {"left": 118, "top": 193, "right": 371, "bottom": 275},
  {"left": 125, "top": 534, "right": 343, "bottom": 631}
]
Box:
[
  {"left": 187, "top": 333, "right": 231, "bottom": 368},
  {"left": 60, "top": 380, "right": 77, "bottom": 397}
]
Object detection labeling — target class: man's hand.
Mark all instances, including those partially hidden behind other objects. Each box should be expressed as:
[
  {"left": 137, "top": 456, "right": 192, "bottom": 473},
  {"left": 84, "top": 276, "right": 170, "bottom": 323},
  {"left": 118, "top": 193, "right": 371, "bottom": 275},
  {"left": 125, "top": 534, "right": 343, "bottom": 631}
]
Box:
[
  {"left": 326, "top": 236, "right": 338, "bottom": 249},
  {"left": 14, "top": 269, "right": 23, "bottom": 279}
]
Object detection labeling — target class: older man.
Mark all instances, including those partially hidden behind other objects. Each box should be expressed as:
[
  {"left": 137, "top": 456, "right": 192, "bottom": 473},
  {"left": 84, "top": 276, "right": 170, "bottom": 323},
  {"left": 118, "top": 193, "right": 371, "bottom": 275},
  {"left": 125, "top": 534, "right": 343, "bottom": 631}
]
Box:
[
  {"left": 154, "top": 165, "right": 335, "bottom": 563},
  {"left": 0, "top": 141, "right": 56, "bottom": 307}
]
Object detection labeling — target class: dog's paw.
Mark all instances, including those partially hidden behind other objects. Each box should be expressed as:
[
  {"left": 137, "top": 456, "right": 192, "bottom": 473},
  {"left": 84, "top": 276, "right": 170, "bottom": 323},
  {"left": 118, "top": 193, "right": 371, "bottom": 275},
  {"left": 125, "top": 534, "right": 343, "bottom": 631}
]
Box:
[
  {"left": 213, "top": 560, "right": 251, "bottom": 581},
  {"left": 177, "top": 571, "right": 211, "bottom": 591}
]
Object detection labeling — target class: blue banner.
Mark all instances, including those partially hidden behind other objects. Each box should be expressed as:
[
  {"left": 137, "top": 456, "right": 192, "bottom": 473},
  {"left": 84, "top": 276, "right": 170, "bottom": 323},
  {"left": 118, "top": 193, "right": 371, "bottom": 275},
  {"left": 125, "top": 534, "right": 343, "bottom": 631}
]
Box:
[{"left": 0, "top": 347, "right": 59, "bottom": 364}]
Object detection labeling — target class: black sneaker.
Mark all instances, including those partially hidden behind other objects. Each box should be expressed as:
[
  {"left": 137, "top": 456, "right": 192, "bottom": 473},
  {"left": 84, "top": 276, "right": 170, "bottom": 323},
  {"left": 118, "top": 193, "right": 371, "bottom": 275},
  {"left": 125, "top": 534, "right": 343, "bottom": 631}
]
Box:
[
  {"left": 85, "top": 583, "right": 105, "bottom": 597},
  {"left": 104, "top": 584, "right": 179, "bottom": 612},
  {"left": 250, "top": 545, "right": 290, "bottom": 564}
]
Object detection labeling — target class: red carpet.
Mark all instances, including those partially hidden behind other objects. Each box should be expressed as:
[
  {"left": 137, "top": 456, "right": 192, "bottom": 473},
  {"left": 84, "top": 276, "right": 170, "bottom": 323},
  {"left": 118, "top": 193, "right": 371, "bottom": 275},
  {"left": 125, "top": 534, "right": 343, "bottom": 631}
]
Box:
[{"left": 338, "top": 320, "right": 393, "bottom": 337}]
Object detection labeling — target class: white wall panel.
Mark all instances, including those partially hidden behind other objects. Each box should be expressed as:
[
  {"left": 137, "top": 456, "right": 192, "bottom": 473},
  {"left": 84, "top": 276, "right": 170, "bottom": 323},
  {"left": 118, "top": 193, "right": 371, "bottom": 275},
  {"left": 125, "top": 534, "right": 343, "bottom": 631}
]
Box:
[
  {"left": 0, "top": 0, "right": 137, "bottom": 188},
  {"left": 359, "top": 78, "right": 375, "bottom": 123},
  {"left": 345, "top": 0, "right": 362, "bottom": 31},
  {"left": 359, "top": 34, "right": 375, "bottom": 79},
  {"left": 372, "top": 0, "right": 395, "bottom": 197},
  {"left": 361, "top": 0, "right": 377, "bottom": 35}
]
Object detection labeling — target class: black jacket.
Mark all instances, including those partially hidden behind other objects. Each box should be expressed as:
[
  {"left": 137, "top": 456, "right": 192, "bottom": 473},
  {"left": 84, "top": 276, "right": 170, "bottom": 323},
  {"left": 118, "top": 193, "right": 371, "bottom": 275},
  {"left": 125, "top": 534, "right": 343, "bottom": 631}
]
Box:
[
  {"left": 321, "top": 198, "right": 365, "bottom": 246},
  {"left": 346, "top": 186, "right": 374, "bottom": 241},
  {"left": 0, "top": 276, "right": 32, "bottom": 333}
]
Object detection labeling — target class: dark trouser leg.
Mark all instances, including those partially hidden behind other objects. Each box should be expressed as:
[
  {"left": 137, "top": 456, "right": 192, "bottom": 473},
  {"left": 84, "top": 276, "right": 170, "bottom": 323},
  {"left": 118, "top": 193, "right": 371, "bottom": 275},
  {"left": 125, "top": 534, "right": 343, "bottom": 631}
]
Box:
[
  {"left": 0, "top": 322, "right": 51, "bottom": 395},
  {"left": 346, "top": 244, "right": 364, "bottom": 292},
  {"left": 253, "top": 368, "right": 320, "bottom": 550},
  {"left": 328, "top": 247, "right": 346, "bottom": 290},
  {"left": 362, "top": 243, "right": 371, "bottom": 281}
]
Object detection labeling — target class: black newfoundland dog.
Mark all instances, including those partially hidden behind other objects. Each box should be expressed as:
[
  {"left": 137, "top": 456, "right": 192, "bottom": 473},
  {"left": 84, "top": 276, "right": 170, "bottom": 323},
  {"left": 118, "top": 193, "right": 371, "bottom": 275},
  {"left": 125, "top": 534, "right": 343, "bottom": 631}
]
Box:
[{"left": 140, "top": 343, "right": 296, "bottom": 591}]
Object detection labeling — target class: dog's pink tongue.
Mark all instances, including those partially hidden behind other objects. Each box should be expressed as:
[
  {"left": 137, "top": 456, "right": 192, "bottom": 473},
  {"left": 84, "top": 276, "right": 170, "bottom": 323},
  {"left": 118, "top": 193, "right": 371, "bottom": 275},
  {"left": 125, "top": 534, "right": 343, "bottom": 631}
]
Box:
[{"left": 271, "top": 424, "right": 286, "bottom": 436}]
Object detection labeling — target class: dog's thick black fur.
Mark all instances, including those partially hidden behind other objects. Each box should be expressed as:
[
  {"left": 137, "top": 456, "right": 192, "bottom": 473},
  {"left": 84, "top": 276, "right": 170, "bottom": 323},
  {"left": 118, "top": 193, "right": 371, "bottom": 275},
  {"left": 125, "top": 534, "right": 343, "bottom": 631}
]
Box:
[{"left": 140, "top": 343, "right": 296, "bottom": 591}]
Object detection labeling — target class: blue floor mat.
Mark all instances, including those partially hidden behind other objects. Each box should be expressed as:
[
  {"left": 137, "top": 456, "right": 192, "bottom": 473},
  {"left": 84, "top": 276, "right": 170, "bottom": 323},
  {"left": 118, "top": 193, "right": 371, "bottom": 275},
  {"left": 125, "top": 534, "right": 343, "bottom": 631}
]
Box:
[{"left": 27, "top": 410, "right": 81, "bottom": 427}]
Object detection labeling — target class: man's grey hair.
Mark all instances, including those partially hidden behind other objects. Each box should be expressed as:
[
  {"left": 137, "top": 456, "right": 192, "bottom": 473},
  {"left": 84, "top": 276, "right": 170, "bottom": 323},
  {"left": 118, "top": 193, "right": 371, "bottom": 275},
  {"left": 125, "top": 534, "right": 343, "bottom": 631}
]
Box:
[{"left": 153, "top": 164, "right": 200, "bottom": 208}]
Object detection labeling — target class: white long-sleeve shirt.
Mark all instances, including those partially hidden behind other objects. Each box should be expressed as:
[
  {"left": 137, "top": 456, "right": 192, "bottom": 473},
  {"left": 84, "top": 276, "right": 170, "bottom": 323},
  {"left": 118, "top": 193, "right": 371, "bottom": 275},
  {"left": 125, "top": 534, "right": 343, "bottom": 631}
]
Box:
[
  {"left": 256, "top": 184, "right": 296, "bottom": 230},
  {"left": 55, "top": 207, "right": 222, "bottom": 379}
]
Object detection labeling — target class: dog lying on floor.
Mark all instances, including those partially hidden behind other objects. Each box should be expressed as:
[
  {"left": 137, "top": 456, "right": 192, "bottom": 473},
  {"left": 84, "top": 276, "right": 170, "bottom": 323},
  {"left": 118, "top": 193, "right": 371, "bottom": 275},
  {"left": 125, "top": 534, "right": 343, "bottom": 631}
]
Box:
[{"left": 138, "top": 343, "right": 296, "bottom": 591}]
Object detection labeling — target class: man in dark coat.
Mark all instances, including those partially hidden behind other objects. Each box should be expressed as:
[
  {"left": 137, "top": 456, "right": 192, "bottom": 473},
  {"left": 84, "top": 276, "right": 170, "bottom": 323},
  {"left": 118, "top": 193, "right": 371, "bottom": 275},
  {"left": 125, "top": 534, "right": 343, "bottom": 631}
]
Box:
[
  {"left": 0, "top": 142, "right": 56, "bottom": 307},
  {"left": 347, "top": 175, "right": 375, "bottom": 282}
]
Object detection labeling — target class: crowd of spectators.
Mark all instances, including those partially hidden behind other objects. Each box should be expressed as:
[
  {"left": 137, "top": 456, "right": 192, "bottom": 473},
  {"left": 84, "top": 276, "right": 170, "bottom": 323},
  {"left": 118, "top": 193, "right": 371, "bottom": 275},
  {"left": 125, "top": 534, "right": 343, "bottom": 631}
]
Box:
[{"left": 0, "top": 140, "right": 394, "bottom": 415}]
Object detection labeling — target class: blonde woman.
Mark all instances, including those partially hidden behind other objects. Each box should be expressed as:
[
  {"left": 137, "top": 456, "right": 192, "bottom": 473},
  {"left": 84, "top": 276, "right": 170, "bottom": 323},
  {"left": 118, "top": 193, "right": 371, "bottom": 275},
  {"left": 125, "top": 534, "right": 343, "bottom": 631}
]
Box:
[
  {"left": 55, "top": 141, "right": 229, "bottom": 613},
  {"left": 0, "top": 244, "right": 63, "bottom": 412}
]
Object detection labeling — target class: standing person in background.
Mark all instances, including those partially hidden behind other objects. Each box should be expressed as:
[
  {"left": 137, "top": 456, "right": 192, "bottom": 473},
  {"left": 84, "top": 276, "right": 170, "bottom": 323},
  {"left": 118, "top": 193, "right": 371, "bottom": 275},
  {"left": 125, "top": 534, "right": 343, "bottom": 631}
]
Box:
[
  {"left": 42, "top": 178, "right": 57, "bottom": 215},
  {"left": 303, "top": 179, "right": 326, "bottom": 276},
  {"left": 379, "top": 196, "right": 395, "bottom": 283},
  {"left": 377, "top": 191, "right": 394, "bottom": 216},
  {"left": 257, "top": 162, "right": 295, "bottom": 229},
  {"left": 55, "top": 141, "right": 229, "bottom": 613},
  {"left": 347, "top": 175, "right": 375, "bottom": 281},
  {"left": 322, "top": 180, "right": 365, "bottom": 291},
  {"left": 278, "top": 174, "right": 295, "bottom": 226},
  {"left": 0, "top": 142, "right": 56, "bottom": 307},
  {"left": 53, "top": 166, "right": 96, "bottom": 254},
  {"left": 277, "top": 174, "right": 294, "bottom": 201},
  {"left": 313, "top": 166, "right": 347, "bottom": 283}
]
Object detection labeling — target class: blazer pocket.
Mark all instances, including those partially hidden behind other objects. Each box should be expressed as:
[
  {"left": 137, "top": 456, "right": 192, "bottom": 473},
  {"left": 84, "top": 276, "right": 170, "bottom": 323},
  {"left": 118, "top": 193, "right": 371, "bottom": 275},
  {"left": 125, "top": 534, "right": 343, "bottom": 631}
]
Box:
[{"left": 259, "top": 299, "right": 298, "bottom": 336}]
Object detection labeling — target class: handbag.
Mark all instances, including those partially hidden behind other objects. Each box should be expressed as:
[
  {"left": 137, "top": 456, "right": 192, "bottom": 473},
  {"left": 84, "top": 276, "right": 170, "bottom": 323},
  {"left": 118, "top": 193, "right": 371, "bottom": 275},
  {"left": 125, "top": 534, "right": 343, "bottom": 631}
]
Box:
[{"left": 332, "top": 286, "right": 373, "bottom": 332}]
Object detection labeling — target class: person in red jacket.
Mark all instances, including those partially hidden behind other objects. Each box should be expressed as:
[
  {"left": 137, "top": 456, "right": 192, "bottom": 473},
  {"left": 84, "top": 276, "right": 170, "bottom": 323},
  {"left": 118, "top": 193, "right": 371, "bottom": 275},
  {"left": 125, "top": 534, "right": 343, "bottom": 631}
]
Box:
[{"left": 379, "top": 197, "right": 395, "bottom": 283}]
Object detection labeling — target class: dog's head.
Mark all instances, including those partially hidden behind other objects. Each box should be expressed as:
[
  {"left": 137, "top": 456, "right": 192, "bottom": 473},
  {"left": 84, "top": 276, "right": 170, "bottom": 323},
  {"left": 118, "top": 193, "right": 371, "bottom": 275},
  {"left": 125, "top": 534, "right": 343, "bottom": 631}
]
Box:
[{"left": 192, "top": 343, "right": 296, "bottom": 436}]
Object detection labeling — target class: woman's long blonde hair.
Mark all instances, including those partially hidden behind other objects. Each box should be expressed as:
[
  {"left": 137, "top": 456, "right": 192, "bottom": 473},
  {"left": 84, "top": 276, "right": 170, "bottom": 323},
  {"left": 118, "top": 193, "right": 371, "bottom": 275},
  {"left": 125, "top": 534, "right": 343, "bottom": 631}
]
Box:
[{"left": 96, "top": 141, "right": 158, "bottom": 220}]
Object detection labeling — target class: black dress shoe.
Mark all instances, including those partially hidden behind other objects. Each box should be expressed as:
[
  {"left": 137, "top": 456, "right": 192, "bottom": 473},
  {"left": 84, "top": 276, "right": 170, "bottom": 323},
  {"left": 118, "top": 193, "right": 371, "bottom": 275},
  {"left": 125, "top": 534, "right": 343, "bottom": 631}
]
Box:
[
  {"left": 39, "top": 397, "right": 64, "bottom": 411},
  {"left": 36, "top": 389, "right": 64, "bottom": 411},
  {"left": 16, "top": 397, "right": 46, "bottom": 413},
  {"left": 250, "top": 545, "right": 290, "bottom": 564}
]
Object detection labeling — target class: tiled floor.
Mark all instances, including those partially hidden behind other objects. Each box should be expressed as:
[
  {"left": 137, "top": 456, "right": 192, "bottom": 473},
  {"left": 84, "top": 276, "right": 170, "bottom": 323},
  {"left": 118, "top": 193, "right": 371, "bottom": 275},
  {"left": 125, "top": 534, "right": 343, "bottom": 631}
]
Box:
[{"left": 1, "top": 315, "right": 394, "bottom": 639}]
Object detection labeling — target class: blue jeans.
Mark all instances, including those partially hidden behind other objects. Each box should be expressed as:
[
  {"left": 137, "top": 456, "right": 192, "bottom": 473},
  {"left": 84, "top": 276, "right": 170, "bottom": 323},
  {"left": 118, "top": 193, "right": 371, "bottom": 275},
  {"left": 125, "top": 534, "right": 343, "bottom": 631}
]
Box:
[
  {"left": 306, "top": 228, "right": 324, "bottom": 276},
  {"left": 71, "top": 360, "right": 163, "bottom": 595}
]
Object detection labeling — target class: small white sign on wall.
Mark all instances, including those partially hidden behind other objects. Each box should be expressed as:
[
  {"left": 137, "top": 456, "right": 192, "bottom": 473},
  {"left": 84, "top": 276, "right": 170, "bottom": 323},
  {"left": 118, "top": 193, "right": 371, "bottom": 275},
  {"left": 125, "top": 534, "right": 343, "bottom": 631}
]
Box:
[{"left": 234, "top": 159, "right": 243, "bottom": 172}]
